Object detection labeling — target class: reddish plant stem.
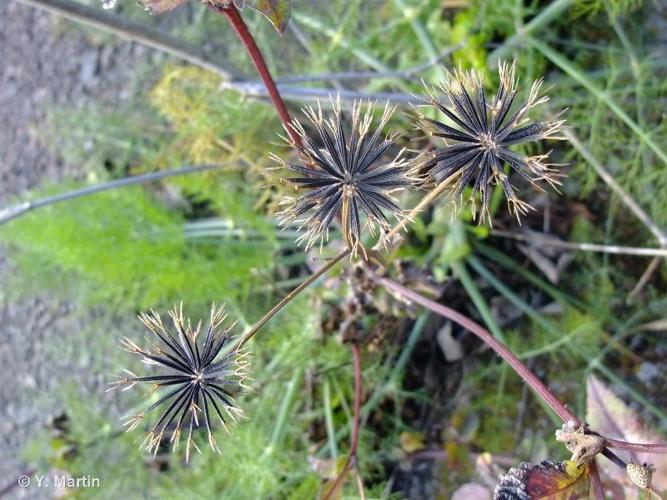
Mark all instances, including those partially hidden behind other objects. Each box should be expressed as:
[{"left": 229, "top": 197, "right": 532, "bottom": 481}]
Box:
[
  {"left": 376, "top": 276, "right": 633, "bottom": 477},
  {"left": 589, "top": 461, "right": 605, "bottom": 500},
  {"left": 209, "top": 2, "right": 666, "bottom": 484},
  {"left": 378, "top": 276, "right": 579, "bottom": 423},
  {"left": 214, "top": 4, "right": 301, "bottom": 147},
  {"left": 604, "top": 438, "right": 667, "bottom": 453},
  {"left": 325, "top": 342, "right": 363, "bottom": 499}
]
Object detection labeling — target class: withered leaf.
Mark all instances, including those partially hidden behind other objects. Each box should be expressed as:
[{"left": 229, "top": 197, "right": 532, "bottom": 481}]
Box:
[
  {"left": 237, "top": 0, "right": 291, "bottom": 33},
  {"left": 137, "top": 0, "right": 290, "bottom": 34},
  {"left": 587, "top": 375, "right": 667, "bottom": 492},
  {"left": 494, "top": 460, "right": 590, "bottom": 499},
  {"left": 138, "top": 0, "right": 187, "bottom": 14}
]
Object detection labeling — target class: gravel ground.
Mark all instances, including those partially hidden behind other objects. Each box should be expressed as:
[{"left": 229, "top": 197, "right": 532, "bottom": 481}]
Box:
[{"left": 0, "top": 2, "right": 153, "bottom": 496}]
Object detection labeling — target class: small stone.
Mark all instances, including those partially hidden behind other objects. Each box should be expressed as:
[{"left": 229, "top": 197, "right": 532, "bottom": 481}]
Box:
[{"left": 637, "top": 362, "right": 661, "bottom": 385}]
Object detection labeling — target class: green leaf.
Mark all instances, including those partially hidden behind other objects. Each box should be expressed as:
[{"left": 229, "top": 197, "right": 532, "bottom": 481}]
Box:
[{"left": 238, "top": 0, "right": 291, "bottom": 33}]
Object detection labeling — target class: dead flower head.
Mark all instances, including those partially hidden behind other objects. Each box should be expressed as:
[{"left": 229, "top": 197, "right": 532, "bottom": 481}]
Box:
[
  {"left": 273, "top": 98, "right": 413, "bottom": 257},
  {"left": 414, "top": 61, "right": 564, "bottom": 222},
  {"left": 110, "top": 303, "right": 250, "bottom": 462}
]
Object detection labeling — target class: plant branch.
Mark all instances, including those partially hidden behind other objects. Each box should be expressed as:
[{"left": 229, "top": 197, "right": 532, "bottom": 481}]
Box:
[
  {"left": 488, "top": 0, "right": 574, "bottom": 63},
  {"left": 491, "top": 229, "right": 667, "bottom": 257},
  {"left": 325, "top": 342, "right": 363, "bottom": 500},
  {"left": 226, "top": 81, "right": 419, "bottom": 105},
  {"left": 378, "top": 175, "right": 459, "bottom": 250},
  {"left": 0, "top": 164, "right": 223, "bottom": 225},
  {"left": 14, "top": 0, "right": 236, "bottom": 79},
  {"left": 375, "top": 276, "right": 636, "bottom": 472},
  {"left": 589, "top": 460, "right": 605, "bottom": 500},
  {"left": 17, "top": 0, "right": 422, "bottom": 107},
  {"left": 236, "top": 249, "right": 350, "bottom": 349},
  {"left": 376, "top": 275, "right": 578, "bottom": 422},
  {"left": 563, "top": 128, "right": 667, "bottom": 247},
  {"left": 536, "top": 43, "right": 667, "bottom": 165},
  {"left": 604, "top": 438, "right": 667, "bottom": 454},
  {"left": 214, "top": 4, "right": 301, "bottom": 147},
  {"left": 274, "top": 43, "right": 464, "bottom": 84}
]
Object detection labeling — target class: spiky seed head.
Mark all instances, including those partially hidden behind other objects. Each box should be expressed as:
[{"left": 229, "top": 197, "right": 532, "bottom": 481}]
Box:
[
  {"left": 414, "top": 61, "right": 564, "bottom": 223},
  {"left": 273, "top": 97, "right": 415, "bottom": 258},
  {"left": 109, "top": 303, "right": 250, "bottom": 462}
]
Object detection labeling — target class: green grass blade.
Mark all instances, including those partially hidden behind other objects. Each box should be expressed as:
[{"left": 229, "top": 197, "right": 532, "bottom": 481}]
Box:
[
  {"left": 488, "top": 0, "right": 574, "bottom": 63},
  {"left": 451, "top": 260, "right": 507, "bottom": 343},
  {"left": 323, "top": 377, "right": 338, "bottom": 459},
  {"left": 531, "top": 38, "right": 667, "bottom": 164},
  {"left": 475, "top": 243, "right": 584, "bottom": 310}
]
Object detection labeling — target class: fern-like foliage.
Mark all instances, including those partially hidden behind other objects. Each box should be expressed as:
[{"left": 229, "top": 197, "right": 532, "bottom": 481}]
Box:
[
  {"left": 150, "top": 65, "right": 277, "bottom": 168},
  {"left": 3, "top": 182, "right": 275, "bottom": 310}
]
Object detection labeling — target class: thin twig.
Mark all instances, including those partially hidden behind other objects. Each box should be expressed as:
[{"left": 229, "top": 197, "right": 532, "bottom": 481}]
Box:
[
  {"left": 0, "top": 164, "right": 222, "bottom": 225},
  {"left": 589, "top": 460, "right": 605, "bottom": 500},
  {"left": 375, "top": 276, "right": 631, "bottom": 471},
  {"left": 488, "top": 0, "right": 575, "bottom": 63},
  {"left": 15, "top": 0, "right": 420, "bottom": 113},
  {"left": 14, "top": 0, "right": 236, "bottom": 79},
  {"left": 538, "top": 43, "right": 667, "bottom": 165},
  {"left": 223, "top": 82, "right": 420, "bottom": 105},
  {"left": 324, "top": 342, "right": 363, "bottom": 500},
  {"left": 376, "top": 276, "right": 578, "bottom": 422},
  {"left": 353, "top": 469, "right": 366, "bottom": 500},
  {"left": 628, "top": 257, "right": 661, "bottom": 302},
  {"left": 491, "top": 229, "right": 667, "bottom": 257},
  {"left": 236, "top": 249, "right": 350, "bottom": 350},
  {"left": 604, "top": 438, "right": 667, "bottom": 453},
  {"left": 378, "top": 175, "right": 459, "bottom": 250},
  {"left": 214, "top": 3, "right": 301, "bottom": 147},
  {"left": 15, "top": 0, "right": 423, "bottom": 107},
  {"left": 564, "top": 128, "right": 667, "bottom": 247},
  {"left": 274, "top": 43, "right": 464, "bottom": 84}
]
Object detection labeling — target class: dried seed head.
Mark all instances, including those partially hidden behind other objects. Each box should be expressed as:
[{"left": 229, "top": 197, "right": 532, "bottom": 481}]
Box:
[
  {"left": 414, "top": 61, "right": 564, "bottom": 223},
  {"left": 274, "top": 97, "right": 415, "bottom": 258},
  {"left": 110, "top": 303, "right": 250, "bottom": 461}
]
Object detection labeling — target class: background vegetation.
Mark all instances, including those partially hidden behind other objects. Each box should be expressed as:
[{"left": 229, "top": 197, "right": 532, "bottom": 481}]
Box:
[{"left": 3, "top": 0, "right": 666, "bottom": 497}]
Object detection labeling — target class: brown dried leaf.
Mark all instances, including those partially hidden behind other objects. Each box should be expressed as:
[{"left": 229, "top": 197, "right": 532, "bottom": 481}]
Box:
[
  {"left": 138, "top": 0, "right": 187, "bottom": 14},
  {"left": 494, "top": 460, "right": 590, "bottom": 499},
  {"left": 586, "top": 375, "right": 667, "bottom": 492},
  {"left": 237, "top": 0, "right": 290, "bottom": 33}
]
